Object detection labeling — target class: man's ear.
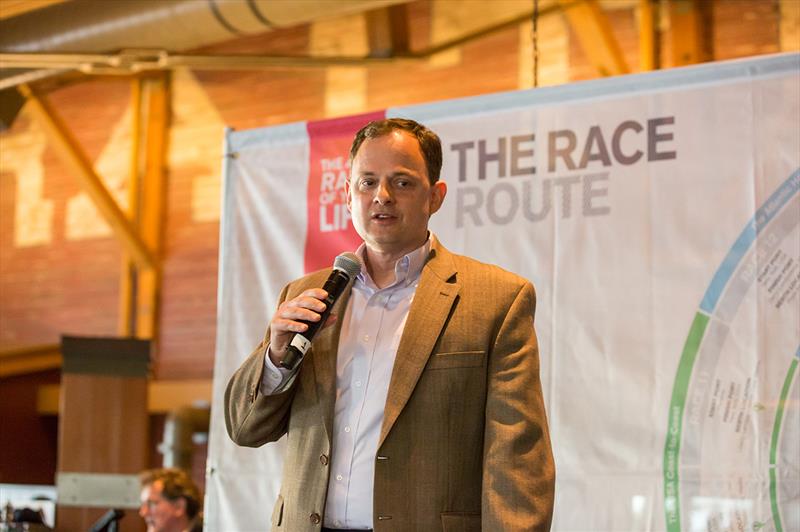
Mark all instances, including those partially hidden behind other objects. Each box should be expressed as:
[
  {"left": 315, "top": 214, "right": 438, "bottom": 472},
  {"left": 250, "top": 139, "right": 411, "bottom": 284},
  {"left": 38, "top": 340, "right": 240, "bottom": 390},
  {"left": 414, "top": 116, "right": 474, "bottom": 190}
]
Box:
[
  {"left": 345, "top": 178, "right": 353, "bottom": 213},
  {"left": 174, "top": 497, "right": 187, "bottom": 517},
  {"left": 429, "top": 181, "right": 447, "bottom": 214}
]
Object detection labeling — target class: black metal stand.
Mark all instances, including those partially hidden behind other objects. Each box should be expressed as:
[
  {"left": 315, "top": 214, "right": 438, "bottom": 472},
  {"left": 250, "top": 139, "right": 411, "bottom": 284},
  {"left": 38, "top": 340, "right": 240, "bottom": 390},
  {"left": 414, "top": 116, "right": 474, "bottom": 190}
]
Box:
[{"left": 88, "top": 509, "right": 124, "bottom": 532}]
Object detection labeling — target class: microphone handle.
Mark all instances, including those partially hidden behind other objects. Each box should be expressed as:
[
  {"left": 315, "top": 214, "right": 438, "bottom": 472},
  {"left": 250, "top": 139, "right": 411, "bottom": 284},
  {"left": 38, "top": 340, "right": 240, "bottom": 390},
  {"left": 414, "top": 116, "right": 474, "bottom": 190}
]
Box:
[
  {"left": 280, "top": 344, "right": 306, "bottom": 371},
  {"left": 280, "top": 269, "right": 351, "bottom": 370}
]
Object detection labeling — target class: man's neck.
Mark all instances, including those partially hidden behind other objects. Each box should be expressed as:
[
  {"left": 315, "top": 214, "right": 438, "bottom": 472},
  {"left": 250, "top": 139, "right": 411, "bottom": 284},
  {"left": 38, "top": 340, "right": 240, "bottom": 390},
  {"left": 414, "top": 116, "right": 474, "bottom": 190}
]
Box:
[{"left": 364, "top": 249, "right": 404, "bottom": 289}]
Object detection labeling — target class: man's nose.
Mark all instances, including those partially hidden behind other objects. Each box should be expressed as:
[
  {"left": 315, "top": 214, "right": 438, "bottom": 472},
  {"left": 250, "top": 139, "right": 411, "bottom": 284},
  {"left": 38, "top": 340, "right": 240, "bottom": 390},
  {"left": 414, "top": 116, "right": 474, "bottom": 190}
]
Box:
[{"left": 374, "top": 181, "right": 393, "bottom": 204}]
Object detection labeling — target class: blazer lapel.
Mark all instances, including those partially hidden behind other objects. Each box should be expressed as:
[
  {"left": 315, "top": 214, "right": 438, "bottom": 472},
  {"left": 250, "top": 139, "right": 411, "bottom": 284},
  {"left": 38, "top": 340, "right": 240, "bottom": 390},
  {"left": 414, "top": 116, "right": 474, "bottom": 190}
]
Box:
[{"left": 379, "top": 243, "right": 459, "bottom": 446}]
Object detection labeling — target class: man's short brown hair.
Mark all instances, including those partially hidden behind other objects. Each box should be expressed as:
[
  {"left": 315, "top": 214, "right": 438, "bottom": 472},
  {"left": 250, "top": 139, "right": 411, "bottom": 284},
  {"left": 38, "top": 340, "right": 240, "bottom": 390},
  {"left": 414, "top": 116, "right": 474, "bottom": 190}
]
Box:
[
  {"left": 349, "top": 118, "right": 443, "bottom": 185},
  {"left": 140, "top": 468, "right": 201, "bottom": 520}
]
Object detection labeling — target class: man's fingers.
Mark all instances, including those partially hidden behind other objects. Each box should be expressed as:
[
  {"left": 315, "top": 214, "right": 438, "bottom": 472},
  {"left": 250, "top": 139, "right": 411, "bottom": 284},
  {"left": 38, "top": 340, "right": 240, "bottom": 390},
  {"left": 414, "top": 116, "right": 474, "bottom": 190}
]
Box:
[
  {"left": 299, "top": 287, "right": 327, "bottom": 299},
  {"left": 272, "top": 318, "right": 309, "bottom": 333},
  {"left": 273, "top": 289, "right": 328, "bottom": 325},
  {"left": 283, "top": 294, "right": 327, "bottom": 314},
  {"left": 277, "top": 305, "right": 324, "bottom": 323},
  {"left": 295, "top": 288, "right": 328, "bottom": 307},
  {"left": 269, "top": 289, "right": 330, "bottom": 351}
]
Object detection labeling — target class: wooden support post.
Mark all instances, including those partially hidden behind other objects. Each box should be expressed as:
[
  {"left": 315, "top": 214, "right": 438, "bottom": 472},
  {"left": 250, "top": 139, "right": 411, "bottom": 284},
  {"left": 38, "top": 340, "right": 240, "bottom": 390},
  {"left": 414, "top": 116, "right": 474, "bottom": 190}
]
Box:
[
  {"left": 559, "top": 0, "right": 629, "bottom": 76},
  {"left": 116, "top": 73, "right": 169, "bottom": 341},
  {"left": 18, "top": 83, "right": 156, "bottom": 270},
  {"left": 780, "top": 0, "right": 800, "bottom": 52},
  {"left": 366, "top": 4, "right": 411, "bottom": 58},
  {"left": 135, "top": 73, "right": 170, "bottom": 340},
  {"left": 669, "top": 0, "right": 713, "bottom": 67},
  {"left": 119, "top": 78, "right": 144, "bottom": 336},
  {"left": 56, "top": 336, "right": 150, "bottom": 532},
  {"left": 639, "top": 0, "right": 660, "bottom": 71}
]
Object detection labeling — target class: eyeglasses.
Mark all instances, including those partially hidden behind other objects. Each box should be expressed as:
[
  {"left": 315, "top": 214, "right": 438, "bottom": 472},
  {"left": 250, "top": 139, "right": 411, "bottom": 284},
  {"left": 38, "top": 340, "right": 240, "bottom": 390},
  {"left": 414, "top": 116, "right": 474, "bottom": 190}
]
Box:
[{"left": 140, "top": 497, "right": 166, "bottom": 511}]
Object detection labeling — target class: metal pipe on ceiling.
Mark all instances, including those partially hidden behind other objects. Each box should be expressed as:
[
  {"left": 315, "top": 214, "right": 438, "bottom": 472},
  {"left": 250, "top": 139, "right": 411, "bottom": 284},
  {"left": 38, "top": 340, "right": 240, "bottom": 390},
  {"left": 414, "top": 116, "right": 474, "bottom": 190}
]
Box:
[
  {"left": 0, "top": 0, "right": 406, "bottom": 128},
  {"left": 0, "top": 0, "right": 405, "bottom": 53}
]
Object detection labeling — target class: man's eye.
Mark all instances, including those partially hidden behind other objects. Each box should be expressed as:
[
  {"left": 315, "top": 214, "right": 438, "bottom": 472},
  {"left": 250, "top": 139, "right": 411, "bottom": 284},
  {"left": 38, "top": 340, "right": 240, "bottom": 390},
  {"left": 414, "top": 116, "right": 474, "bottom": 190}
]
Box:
[
  {"left": 360, "top": 179, "right": 375, "bottom": 188},
  {"left": 395, "top": 180, "right": 410, "bottom": 188}
]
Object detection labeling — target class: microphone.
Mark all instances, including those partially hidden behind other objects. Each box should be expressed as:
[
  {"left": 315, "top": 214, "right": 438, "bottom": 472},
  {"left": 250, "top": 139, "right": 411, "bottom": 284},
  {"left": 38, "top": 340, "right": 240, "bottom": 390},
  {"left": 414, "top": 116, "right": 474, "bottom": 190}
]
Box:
[{"left": 280, "top": 252, "right": 361, "bottom": 370}]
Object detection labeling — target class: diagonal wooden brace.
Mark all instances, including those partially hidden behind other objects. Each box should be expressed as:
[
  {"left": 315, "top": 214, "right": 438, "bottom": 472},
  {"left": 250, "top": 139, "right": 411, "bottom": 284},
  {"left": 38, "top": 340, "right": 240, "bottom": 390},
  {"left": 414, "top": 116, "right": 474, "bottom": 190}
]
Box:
[{"left": 18, "top": 83, "right": 156, "bottom": 270}]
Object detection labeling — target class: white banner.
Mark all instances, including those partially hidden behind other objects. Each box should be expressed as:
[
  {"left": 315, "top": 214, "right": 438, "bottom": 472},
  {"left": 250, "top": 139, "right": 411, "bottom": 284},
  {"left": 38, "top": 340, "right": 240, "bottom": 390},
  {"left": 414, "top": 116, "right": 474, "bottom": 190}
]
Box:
[{"left": 207, "top": 54, "right": 800, "bottom": 531}]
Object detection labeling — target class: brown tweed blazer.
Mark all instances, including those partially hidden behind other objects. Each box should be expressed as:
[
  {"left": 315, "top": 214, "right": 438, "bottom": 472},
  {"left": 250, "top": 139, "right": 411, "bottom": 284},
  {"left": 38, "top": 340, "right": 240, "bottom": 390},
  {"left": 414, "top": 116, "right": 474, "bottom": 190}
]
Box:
[{"left": 225, "top": 239, "right": 555, "bottom": 531}]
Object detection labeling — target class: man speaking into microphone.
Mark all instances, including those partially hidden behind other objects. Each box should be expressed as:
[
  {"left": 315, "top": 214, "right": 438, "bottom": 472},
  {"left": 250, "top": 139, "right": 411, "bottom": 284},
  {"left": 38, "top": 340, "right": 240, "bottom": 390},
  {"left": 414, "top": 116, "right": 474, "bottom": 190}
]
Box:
[{"left": 225, "top": 118, "right": 555, "bottom": 531}]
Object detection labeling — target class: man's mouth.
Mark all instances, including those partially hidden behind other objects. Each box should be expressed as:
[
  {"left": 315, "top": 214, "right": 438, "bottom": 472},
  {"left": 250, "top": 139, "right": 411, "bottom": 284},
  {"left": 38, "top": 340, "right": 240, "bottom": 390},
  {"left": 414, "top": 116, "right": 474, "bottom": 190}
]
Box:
[{"left": 372, "top": 213, "right": 396, "bottom": 220}]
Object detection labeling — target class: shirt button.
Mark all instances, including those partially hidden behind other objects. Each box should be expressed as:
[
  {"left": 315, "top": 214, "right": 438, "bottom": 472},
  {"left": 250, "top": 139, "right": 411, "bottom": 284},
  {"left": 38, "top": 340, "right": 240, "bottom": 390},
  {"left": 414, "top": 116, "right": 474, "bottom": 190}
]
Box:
[
  {"left": 344, "top": 426, "right": 351, "bottom": 433},
  {"left": 336, "top": 474, "right": 343, "bottom": 481},
  {"left": 309, "top": 513, "right": 321, "bottom": 524},
  {"left": 363, "top": 334, "right": 369, "bottom": 342},
  {"left": 355, "top": 380, "right": 362, "bottom": 387},
  {"left": 319, "top": 454, "right": 328, "bottom": 466}
]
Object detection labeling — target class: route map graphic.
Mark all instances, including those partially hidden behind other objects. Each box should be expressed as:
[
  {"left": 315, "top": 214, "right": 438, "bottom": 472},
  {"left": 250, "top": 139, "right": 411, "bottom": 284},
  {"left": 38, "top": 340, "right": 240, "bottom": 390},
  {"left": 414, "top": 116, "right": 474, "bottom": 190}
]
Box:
[{"left": 664, "top": 169, "right": 800, "bottom": 531}]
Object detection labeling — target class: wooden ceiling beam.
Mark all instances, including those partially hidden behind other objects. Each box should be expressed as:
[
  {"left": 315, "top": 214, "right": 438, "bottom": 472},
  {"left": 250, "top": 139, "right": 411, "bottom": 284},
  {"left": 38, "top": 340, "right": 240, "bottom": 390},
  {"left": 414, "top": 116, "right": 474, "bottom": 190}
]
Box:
[
  {"left": 0, "top": 0, "right": 69, "bottom": 20},
  {"left": 0, "top": 344, "right": 62, "bottom": 377},
  {"left": 37, "top": 379, "right": 213, "bottom": 415}
]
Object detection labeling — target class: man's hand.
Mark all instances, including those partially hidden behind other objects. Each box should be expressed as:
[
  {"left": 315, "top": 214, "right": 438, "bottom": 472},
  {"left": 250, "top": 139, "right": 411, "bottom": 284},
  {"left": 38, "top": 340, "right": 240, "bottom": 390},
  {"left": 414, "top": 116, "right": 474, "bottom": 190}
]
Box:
[{"left": 268, "top": 288, "right": 328, "bottom": 366}]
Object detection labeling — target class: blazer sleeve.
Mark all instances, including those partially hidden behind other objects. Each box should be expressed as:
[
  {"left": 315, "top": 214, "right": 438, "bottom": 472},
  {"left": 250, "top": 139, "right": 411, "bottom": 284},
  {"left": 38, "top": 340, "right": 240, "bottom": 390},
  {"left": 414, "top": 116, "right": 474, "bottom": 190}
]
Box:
[
  {"left": 482, "top": 281, "right": 555, "bottom": 531},
  {"left": 224, "top": 283, "right": 299, "bottom": 448}
]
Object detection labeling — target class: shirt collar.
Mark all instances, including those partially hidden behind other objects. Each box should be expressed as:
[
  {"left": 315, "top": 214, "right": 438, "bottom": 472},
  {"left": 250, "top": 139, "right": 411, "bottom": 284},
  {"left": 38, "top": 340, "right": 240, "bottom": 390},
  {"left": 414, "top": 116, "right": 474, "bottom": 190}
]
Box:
[{"left": 354, "top": 234, "right": 432, "bottom": 290}]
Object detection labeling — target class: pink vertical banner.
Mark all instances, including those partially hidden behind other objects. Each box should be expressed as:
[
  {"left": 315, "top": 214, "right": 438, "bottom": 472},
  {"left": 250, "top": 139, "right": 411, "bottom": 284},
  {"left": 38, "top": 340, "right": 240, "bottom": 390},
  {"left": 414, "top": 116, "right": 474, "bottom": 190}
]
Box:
[{"left": 304, "top": 110, "right": 385, "bottom": 273}]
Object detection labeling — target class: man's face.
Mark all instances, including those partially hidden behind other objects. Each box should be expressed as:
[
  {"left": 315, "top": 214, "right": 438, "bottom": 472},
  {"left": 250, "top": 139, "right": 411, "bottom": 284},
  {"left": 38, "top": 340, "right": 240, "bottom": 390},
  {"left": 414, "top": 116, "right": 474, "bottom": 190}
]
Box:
[
  {"left": 139, "top": 481, "right": 186, "bottom": 532},
  {"left": 347, "top": 130, "right": 446, "bottom": 258}
]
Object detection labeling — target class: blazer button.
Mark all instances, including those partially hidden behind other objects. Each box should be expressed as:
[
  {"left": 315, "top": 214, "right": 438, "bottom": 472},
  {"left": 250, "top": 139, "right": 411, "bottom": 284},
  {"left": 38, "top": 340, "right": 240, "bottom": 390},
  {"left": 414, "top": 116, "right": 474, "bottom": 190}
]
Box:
[
  {"left": 319, "top": 454, "right": 329, "bottom": 466},
  {"left": 309, "top": 512, "right": 321, "bottom": 524}
]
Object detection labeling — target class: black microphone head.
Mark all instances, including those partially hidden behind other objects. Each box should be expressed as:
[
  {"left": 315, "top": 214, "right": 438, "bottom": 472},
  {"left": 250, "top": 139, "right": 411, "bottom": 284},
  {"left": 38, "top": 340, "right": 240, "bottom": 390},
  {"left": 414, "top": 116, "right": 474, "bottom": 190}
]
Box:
[{"left": 333, "top": 252, "right": 361, "bottom": 278}]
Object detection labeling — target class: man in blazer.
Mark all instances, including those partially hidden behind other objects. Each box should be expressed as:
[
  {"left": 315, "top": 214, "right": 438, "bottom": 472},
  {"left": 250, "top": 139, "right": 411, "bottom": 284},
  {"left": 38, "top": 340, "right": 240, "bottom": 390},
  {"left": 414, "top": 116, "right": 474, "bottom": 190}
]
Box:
[{"left": 225, "top": 118, "right": 554, "bottom": 531}]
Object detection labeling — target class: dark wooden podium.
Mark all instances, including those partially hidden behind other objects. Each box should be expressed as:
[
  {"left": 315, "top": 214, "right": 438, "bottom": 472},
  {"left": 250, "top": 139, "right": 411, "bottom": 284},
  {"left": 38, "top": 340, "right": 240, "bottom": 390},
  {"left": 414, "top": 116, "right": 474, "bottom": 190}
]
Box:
[{"left": 56, "top": 336, "right": 150, "bottom": 532}]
